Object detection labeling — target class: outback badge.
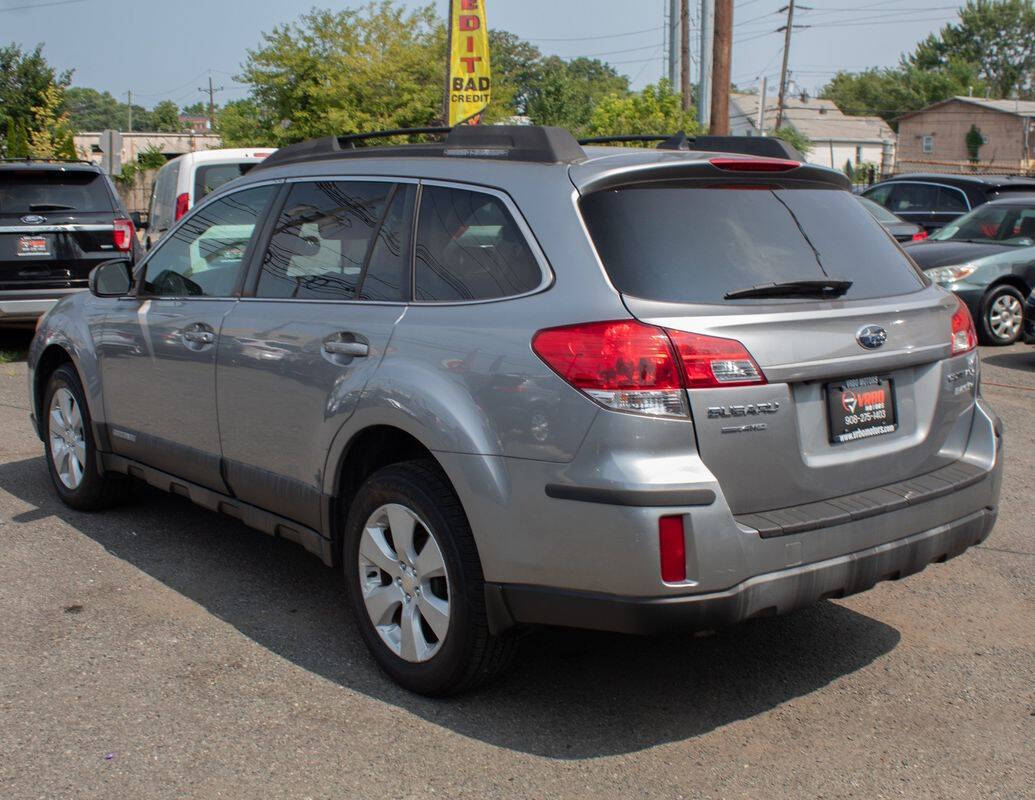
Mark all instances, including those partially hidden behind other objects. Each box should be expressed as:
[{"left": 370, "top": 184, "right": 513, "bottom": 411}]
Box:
[{"left": 856, "top": 325, "right": 888, "bottom": 350}]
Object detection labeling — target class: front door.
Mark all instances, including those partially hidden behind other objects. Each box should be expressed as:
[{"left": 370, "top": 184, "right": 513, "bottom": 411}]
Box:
[
  {"left": 217, "top": 180, "right": 414, "bottom": 527},
  {"left": 97, "top": 184, "right": 277, "bottom": 491}
]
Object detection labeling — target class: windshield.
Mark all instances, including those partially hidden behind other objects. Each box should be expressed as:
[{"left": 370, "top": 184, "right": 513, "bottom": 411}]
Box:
[
  {"left": 930, "top": 204, "right": 1035, "bottom": 246},
  {"left": 0, "top": 171, "right": 113, "bottom": 214},
  {"left": 580, "top": 184, "right": 925, "bottom": 304}
]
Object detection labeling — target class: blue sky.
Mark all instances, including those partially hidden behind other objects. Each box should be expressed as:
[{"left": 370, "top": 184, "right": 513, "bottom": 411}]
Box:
[{"left": 1, "top": 0, "right": 963, "bottom": 108}]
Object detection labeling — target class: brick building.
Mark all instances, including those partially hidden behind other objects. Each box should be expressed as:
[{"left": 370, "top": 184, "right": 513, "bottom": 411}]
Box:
[{"left": 895, "top": 96, "right": 1035, "bottom": 175}]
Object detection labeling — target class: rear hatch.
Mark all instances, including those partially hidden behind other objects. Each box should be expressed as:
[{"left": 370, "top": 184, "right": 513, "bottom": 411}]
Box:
[
  {"left": 0, "top": 168, "right": 121, "bottom": 292},
  {"left": 577, "top": 164, "right": 975, "bottom": 514}
]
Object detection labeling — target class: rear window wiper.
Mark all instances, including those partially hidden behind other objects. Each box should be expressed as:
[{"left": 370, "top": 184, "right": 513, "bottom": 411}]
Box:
[
  {"left": 29, "top": 203, "right": 77, "bottom": 211},
  {"left": 724, "top": 279, "right": 853, "bottom": 300}
]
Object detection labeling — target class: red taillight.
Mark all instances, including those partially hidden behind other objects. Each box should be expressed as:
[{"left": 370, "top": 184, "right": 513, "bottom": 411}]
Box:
[
  {"left": 665, "top": 330, "right": 766, "bottom": 388},
  {"left": 113, "top": 218, "right": 134, "bottom": 251},
  {"left": 531, "top": 320, "right": 686, "bottom": 417},
  {"left": 659, "top": 515, "right": 686, "bottom": 583},
  {"left": 911, "top": 230, "right": 929, "bottom": 242},
  {"left": 531, "top": 320, "right": 765, "bottom": 416},
  {"left": 951, "top": 296, "right": 977, "bottom": 355},
  {"left": 709, "top": 156, "right": 801, "bottom": 172},
  {"left": 174, "top": 192, "right": 190, "bottom": 221}
]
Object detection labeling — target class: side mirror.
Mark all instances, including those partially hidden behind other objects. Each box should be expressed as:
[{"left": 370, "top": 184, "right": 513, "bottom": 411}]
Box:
[
  {"left": 130, "top": 211, "right": 148, "bottom": 230},
  {"left": 89, "top": 259, "right": 133, "bottom": 297}
]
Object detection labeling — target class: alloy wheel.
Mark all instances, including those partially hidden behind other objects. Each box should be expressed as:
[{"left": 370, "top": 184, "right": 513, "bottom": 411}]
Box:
[
  {"left": 48, "top": 387, "right": 86, "bottom": 490},
  {"left": 357, "top": 503, "right": 451, "bottom": 663},
  {"left": 988, "top": 293, "right": 1023, "bottom": 341}
]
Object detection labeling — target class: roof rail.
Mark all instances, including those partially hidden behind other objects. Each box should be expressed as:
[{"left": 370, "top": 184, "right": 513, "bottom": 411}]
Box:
[
  {"left": 0, "top": 157, "right": 95, "bottom": 166},
  {"left": 578, "top": 131, "right": 803, "bottom": 160},
  {"left": 254, "top": 125, "right": 587, "bottom": 171}
]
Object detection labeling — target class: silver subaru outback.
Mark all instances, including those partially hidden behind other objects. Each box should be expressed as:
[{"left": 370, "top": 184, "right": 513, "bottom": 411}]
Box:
[{"left": 28, "top": 126, "right": 1002, "bottom": 695}]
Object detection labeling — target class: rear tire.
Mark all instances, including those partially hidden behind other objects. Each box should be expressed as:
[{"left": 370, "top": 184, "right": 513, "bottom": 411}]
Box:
[
  {"left": 42, "top": 364, "right": 127, "bottom": 510},
  {"left": 343, "top": 459, "right": 516, "bottom": 695},
  {"left": 979, "top": 285, "right": 1024, "bottom": 345}
]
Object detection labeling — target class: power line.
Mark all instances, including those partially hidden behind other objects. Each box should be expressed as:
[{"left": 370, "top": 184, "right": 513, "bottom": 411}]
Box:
[
  {"left": 0, "top": 0, "right": 86, "bottom": 13},
  {"left": 526, "top": 25, "right": 665, "bottom": 43}
]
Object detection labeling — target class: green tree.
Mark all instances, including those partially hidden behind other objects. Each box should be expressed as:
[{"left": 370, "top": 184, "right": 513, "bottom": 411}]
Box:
[
  {"left": 181, "top": 101, "right": 209, "bottom": 117},
  {"left": 215, "top": 99, "right": 268, "bottom": 145},
  {"left": 525, "top": 56, "right": 629, "bottom": 134},
  {"left": 0, "top": 43, "right": 72, "bottom": 153},
  {"left": 5, "top": 118, "right": 30, "bottom": 158},
  {"left": 965, "top": 124, "right": 984, "bottom": 160},
  {"left": 586, "top": 80, "right": 699, "bottom": 138},
  {"left": 151, "top": 100, "right": 183, "bottom": 132},
  {"left": 910, "top": 0, "right": 1035, "bottom": 99},
  {"left": 769, "top": 126, "right": 812, "bottom": 156},
  {"left": 63, "top": 87, "right": 123, "bottom": 130}
]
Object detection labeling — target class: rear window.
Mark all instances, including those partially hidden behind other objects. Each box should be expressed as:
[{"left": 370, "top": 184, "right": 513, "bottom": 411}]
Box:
[
  {"left": 580, "top": 185, "right": 925, "bottom": 304},
  {"left": 194, "top": 162, "right": 257, "bottom": 201},
  {"left": 0, "top": 170, "right": 113, "bottom": 214}
]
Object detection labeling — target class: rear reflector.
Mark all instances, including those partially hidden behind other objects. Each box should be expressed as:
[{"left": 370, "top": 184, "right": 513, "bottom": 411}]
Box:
[
  {"left": 113, "top": 218, "right": 134, "bottom": 251},
  {"left": 950, "top": 296, "right": 977, "bottom": 355},
  {"left": 174, "top": 192, "right": 190, "bottom": 221},
  {"left": 709, "top": 156, "right": 801, "bottom": 172},
  {"left": 665, "top": 330, "right": 766, "bottom": 388},
  {"left": 911, "top": 230, "right": 929, "bottom": 242},
  {"left": 659, "top": 516, "right": 686, "bottom": 583}
]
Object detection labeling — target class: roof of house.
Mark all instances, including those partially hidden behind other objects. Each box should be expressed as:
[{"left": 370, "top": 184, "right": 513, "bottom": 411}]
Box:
[
  {"left": 897, "top": 96, "right": 1035, "bottom": 120},
  {"left": 730, "top": 93, "right": 894, "bottom": 142}
]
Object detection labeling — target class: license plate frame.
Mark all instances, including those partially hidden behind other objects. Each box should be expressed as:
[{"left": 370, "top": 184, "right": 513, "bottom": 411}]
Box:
[
  {"left": 825, "top": 375, "right": 898, "bottom": 444},
  {"left": 17, "top": 235, "right": 50, "bottom": 257}
]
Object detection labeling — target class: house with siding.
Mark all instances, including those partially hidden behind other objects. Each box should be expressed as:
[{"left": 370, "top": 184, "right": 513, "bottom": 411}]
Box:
[
  {"left": 895, "top": 96, "right": 1035, "bottom": 174},
  {"left": 729, "top": 92, "right": 895, "bottom": 172}
]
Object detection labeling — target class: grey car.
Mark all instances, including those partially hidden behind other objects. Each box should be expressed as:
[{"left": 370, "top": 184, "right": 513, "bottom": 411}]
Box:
[{"left": 28, "top": 126, "right": 1003, "bottom": 695}]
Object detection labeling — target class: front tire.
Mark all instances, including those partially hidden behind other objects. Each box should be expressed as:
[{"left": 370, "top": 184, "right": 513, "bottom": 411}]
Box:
[
  {"left": 42, "top": 364, "right": 126, "bottom": 510},
  {"left": 343, "top": 460, "right": 515, "bottom": 695},
  {"left": 979, "top": 285, "right": 1024, "bottom": 345}
]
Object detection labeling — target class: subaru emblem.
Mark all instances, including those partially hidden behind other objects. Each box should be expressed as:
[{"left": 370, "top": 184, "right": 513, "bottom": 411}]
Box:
[
  {"left": 20, "top": 214, "right": 47, "bottom": 224},
  {"left": 857, "top": 325, "right": 887, "bottom": 350}
]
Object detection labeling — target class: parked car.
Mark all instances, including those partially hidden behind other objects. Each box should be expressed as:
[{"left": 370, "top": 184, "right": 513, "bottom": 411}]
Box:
[
  {"left": 1022, "top": 288, "right": 1035, "bottom": 344},
  {"left": 856, "top": 195, "right": 927, "bottom": 242},
  {"left": 1, "top": 159, "right": 140, "bottom": 325},
  {"left": 29, "top": 127, "right": 1002, "bottom": 695},
  {"left": 903, "top": 197, "right": 1035, "bottom": 345},
  {"left": 142, "top": 147, "right": 274, "bottom": 248},
  {"left": 862, "top": 173, "right": 1035, "bottom": 232}
]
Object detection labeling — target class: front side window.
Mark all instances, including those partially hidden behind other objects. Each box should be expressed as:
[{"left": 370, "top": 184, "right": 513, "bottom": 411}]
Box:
[
  {"left": 142, "top": 185, "right": 275, "bottom": 297},
  {"left": 414, "top": 186, "right": 542, "bottom": 302},
  {"left": 256, "top": 181, "right": 395, "bottom": 301}
]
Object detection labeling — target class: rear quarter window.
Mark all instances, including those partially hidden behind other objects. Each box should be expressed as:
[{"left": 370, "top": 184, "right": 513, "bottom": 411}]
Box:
[{"left": 580, "top": 184, "right": 925, "bottom": 304}]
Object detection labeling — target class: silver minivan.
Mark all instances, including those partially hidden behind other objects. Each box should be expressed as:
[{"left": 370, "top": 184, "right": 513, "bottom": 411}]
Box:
[{"left": 28, "top": 126, "right": 1002, "bottom": 694}]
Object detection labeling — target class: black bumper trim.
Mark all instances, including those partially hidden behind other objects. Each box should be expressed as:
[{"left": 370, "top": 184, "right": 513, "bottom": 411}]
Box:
[
  {"left": 486, "top": 507, "right": 995, "bottom": 635},
  {"left": 734, "top": 460, "right": 988, "bottom": 538},
  {"left": 545, "top": 483, "right": 716, "bottom": 507}
]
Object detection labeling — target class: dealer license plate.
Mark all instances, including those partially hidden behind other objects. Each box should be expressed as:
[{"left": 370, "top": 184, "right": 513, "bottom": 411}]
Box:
[
  {"left": 17, "top": 236, "right": 50, "bottom": 257},
  {"left": 826, "top": 376, "right": 897, "bottom": 444}
]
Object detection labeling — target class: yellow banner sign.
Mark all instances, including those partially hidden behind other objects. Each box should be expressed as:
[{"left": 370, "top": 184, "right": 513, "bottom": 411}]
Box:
[{"left": 447, "top": 0, "right": 491, "bottom": 126}]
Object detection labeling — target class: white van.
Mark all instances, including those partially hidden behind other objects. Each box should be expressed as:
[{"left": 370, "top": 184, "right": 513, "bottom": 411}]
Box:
[{"left": 143, "top": 148, "right": 274, "bottom": 248}]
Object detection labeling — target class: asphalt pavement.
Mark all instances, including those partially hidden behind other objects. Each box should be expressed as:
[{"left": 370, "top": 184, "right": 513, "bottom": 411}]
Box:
[{"left": 0, "top": 329, "right": 1032, "bottom": 799}]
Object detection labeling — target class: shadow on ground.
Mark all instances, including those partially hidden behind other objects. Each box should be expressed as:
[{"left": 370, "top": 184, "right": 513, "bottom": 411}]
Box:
[
  {"left": 0, "top": 455, "right": 901, "bottom": 759},
  {"left": 982, "top": 348, "right": 1035, "bottom": 373},
  {"left": 0, "top": 328, "right": 33, "bottom": 362}
]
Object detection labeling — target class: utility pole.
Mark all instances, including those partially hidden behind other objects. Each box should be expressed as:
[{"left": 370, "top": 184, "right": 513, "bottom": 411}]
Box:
[
  {"left": 757, "top": 76, "right": 767, "bottom": 133},
  {"left": 680, "top": 0, "right": 691, "bottom": 111},
  {"left": 776, "top": 0, "right": 795, "bottom": 130},
  {"left": 125, "top": 90, "right": 132, "bottom": 132},
  {"left": 698, "top": 0, "right": 714, "bottom": 129},
  {"left": 668, "top": 0, "right": 679, "bottom": 87},
  {"left": 709, "top": 0, "right": 732, "bottom": 134},
  {"left": 198, "top": 76, "right": 224, "bottom": 131}
]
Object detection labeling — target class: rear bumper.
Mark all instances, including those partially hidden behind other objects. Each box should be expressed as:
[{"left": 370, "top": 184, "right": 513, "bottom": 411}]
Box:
[
  {"left": 0, "top": 289, "right": 84, "bottom": 322},
  {"left": 488, "top": 506, "right": 997, "bottom": 635}
]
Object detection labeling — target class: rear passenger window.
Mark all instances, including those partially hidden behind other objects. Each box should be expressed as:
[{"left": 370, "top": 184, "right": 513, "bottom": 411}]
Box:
[
  {"left": 888, "top": 183, "right": 938, "bottom": 213},
  {"left": 257, "top": 181, "right": 391, "bottom": 300},
  {"left": 360, "top": 185, "right": 414, "bottom": 302},
  {"left": 414, "top": 186, "right": 541, "bottom": 302}
]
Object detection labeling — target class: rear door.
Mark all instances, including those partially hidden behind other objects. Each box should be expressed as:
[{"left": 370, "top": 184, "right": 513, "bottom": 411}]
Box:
[
  {"left": 580, "top": 181, "right": 975, "bottom": 514},
  {"left": 216, "top": 179, "right": 413, "bottom": 528},
  {"left": 0, "top": 168, "right": 121, "bottom": 294}
]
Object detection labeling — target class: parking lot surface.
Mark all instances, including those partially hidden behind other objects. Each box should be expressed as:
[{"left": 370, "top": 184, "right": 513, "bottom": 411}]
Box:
[{"left": 0, "top": 331, "right": 1032, "bottom": 799}]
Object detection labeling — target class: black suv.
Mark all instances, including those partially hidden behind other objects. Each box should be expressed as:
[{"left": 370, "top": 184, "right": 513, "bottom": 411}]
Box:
[
  {"left": 862, "top": 173, "right": 1035, "bottom": 232},
  {"left": 0, "top": 160, "right": 138, "bottom": 324}
]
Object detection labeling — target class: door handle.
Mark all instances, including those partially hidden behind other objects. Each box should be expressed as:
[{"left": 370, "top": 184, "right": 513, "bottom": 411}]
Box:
[
  {"left": 323, "top": 339, "right": 369, "bottom": 358},
  {"left": 183, "top": 330, "right": 215, "bottom": 345}
]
